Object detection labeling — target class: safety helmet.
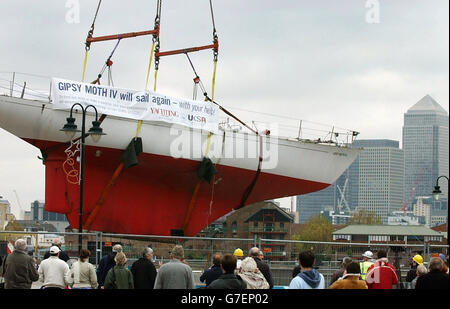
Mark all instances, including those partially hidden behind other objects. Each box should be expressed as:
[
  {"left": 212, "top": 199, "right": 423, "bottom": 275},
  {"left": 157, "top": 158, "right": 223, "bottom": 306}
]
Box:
[
  {"left": 412, "top": 254, "right": 423, "bottom": 265},
  {"left": 362, "top": 251, "right": 373, "bottom": 259},
  {"left": 233, "top": 248, "right": 244, "bottom": 257}
]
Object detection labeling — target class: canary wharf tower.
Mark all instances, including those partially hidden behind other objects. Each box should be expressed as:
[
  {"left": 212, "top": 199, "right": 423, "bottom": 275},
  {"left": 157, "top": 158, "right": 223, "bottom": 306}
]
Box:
[{"left": 402, "top": 95, "right": 449, "bottom": 209}]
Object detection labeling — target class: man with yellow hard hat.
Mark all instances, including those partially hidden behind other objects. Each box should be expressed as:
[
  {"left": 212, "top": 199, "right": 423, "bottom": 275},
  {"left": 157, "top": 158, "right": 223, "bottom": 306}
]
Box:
[
  {"left": 233, "top": 248, "right": 244, "bottom": 270},
  {"left": 406, "top": 254, "right": 423, "bottom": 283}
]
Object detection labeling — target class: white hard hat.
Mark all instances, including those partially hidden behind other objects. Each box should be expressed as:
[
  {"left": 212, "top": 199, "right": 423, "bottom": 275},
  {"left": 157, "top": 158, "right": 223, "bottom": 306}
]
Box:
[{"left": 362, "top": 251, "right": 373, "bottom": 259}]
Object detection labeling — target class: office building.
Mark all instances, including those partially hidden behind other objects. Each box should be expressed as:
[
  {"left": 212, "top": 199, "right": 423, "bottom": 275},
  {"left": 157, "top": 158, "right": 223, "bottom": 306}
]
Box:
[
  {"left": 297, "top": 139, "right": 404, "bottom": 224},
  {"left": 23, "top": 200, "right": 69, "bottom": 232},
  {"left": 353, "top": 139, "right": 404, "bottom": 223},
  {"left": 403, "top": 95, "right": 449, "bottom": 209}
]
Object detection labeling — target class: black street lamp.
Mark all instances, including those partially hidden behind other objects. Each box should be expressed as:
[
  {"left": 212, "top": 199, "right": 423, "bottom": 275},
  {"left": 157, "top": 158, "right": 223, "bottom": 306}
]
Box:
[
  {"left": 432, "top": 175, "right": 449, "bottom": 247},
  {"left": 60, "top": 103, "right": 105, "bottom": 254}
]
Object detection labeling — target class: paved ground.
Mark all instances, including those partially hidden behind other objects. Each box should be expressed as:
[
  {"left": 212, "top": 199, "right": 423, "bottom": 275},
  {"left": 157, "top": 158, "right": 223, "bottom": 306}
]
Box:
[{"left": 31, "top": 281, "right": 43, "bottom": 289}]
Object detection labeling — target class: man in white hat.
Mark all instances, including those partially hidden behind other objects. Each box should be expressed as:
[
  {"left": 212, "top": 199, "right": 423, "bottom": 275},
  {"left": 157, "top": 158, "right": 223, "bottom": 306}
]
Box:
[
  {"left": 360, "top": 251, "right": 374, "bottom": 280},
  {"left": 38, "top": 246, "right": 71, "bottom": 289},
  {"left": 43, "top": 238, "right": 70, "bottom": 262}
]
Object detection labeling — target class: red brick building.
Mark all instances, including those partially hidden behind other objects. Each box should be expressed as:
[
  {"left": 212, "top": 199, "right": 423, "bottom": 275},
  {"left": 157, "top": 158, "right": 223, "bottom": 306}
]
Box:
[{"left": 221, "top": 201, "right": 295, "bottom": 261}]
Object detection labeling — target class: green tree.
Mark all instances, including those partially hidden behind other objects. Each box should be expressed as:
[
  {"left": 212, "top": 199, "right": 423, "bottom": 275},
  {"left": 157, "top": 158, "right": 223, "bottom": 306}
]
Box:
[
  {"left": 347, "top": 209, "right": 382, "bottom": 225},
  {"left": 292, "top": 214, "right": 334, "bottom": 262}
]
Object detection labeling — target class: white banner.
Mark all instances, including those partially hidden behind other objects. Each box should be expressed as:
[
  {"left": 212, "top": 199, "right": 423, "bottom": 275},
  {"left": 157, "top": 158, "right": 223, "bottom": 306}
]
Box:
[{"left": 51, "top": 78, "right": 219, "bottom": 133}]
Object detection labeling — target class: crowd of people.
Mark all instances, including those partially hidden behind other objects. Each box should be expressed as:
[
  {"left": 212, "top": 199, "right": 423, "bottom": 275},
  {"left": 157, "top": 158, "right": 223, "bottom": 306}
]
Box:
[{"left": 0, "top": 238, "right": 448, "bottom": 289}]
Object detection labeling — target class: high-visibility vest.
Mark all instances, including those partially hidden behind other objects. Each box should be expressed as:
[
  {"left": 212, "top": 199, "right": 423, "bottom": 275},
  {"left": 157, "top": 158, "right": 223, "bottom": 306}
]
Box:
[{"left": 360, "top": 261, "right": 373, "bottom": 280}]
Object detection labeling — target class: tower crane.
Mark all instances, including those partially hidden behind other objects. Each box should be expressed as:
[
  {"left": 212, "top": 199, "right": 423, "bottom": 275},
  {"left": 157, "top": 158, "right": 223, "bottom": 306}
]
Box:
[
  {"left": 401, "top": 167, "right": 425, "bottom": 215},
  {"left": 13, "top": 189, "right": 24, "bottom": 219}
]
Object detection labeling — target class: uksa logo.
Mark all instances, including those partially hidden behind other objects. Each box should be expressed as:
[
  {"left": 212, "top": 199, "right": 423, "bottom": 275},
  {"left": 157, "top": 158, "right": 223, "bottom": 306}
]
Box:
[{"left": 188, "top": 115, "right": 207, "bottom": 123}]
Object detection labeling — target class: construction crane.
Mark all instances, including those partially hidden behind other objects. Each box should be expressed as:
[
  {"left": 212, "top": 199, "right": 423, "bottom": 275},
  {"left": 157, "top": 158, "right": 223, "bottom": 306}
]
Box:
[
  {"left": 336, "top": 178, "right": 351, "bottom": 212},
  {"left": 13, "top": 189, "right": 24, "bottom": 219}
]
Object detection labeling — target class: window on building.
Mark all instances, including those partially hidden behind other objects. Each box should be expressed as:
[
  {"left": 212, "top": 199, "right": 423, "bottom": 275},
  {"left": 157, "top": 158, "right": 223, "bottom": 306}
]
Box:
[
  {"left": 264, "top": 223, "right": 273, "bottom": 232},
  {"left": 232, "top": 222, "right": 237, "bottom": 234}
]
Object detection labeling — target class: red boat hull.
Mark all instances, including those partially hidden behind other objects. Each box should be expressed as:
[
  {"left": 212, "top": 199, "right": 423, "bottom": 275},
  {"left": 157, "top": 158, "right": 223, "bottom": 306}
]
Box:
[{"left": 27, "top": 138, "right": 328, "bottom": 236}]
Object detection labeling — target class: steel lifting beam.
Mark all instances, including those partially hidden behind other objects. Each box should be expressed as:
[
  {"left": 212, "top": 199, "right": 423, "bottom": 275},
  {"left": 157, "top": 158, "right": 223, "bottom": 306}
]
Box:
[
  {"left": 155, "top": 41, "right": 218, "bottom": 58},
  {"left": 86, "top": 28, "right": 159, "bottom": 45}
]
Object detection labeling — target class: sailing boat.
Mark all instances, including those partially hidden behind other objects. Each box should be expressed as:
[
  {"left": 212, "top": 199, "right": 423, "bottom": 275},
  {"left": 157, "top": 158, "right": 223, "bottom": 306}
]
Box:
[{"left": 0, "top": 1, "right": 360, "bottom": 236}]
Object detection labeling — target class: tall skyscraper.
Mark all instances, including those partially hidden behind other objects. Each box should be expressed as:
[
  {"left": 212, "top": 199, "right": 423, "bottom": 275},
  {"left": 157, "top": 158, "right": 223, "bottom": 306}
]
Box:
[
  {"left": 352, "top": 140, "right": 404, "bottom": 223},
  {"left": 402, "top": 95, "right": 449, "bottom": 209}
]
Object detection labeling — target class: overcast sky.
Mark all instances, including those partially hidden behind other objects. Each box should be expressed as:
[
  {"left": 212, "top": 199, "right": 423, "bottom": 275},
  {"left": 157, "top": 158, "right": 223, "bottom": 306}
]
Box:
[{"left": 0, "top": 0, "right": 448, "bottom": 219}]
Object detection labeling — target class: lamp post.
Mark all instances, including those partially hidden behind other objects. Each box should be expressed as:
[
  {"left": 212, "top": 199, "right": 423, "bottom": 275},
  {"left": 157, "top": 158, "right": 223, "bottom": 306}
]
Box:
[
  {"left": 432, "top": 175, "right": 449, "bottom": 248},
  {"left": 60, "top": 103, "right": 105, "bottom": 254}
]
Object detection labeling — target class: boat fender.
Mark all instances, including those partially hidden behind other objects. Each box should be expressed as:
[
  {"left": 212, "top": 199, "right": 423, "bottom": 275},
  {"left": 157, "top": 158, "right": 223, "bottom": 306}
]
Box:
[
  {"left": 38, "top": 149, "right": 48, "bottom": 163},
  {"left": 197, "top": 157, "right": 217, "bottom": 183},
  {"left": 121, "top": 137, "right": 143, "bottom": 170}
]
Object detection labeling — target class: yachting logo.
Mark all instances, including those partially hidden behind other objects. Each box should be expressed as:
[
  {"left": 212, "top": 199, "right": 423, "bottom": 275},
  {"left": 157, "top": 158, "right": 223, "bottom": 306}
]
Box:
[{"left": 65, "top": 0, "right": 80, "bottom": 24}]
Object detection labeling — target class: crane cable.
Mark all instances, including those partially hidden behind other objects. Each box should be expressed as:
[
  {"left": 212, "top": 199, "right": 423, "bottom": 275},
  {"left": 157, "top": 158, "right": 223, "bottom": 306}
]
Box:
[
  {"left": 183, "top": 0, "right": 219, "bottom": 233},
  {"left": 82, "top": 0, "right": 102, "bottom": 82},
  {"left": 136, "top": 0, "right": 162, "bottom": 138}
]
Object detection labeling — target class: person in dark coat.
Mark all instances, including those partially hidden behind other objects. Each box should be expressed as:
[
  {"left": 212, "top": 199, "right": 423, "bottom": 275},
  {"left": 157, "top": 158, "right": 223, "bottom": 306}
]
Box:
[
  {"left": 3, "top": 239, "right": 39, "bottom": 289},
  {"left": 200, "top": 253, "right": 223, "bottom": 287},
  {"left": 406, "top": 254, "right": 423, "bottom": 283},
  {"left": 207, "top": 254, "right": 246, "bottom": 289},
  {"left": 329, "top": 257, "right": 353, "bottom": 286},
  {"left": 130, "top": 247, "right": 157, "bottom": 289},
  {"left": 415, "top": 257, "right": 449, "bottom": 289},
  {"left": 249, "top": 247, "right": 274, "bottom": 289},
  {"left": 96, "top": 244, "right": 122, "bottom": 289},
  {"left": 43, "top": 239, "right": 70, "bottom": 262}
]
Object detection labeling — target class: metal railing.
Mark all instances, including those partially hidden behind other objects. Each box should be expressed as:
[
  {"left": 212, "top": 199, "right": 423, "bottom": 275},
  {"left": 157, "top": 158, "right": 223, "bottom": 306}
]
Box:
[
  {"left": 0, "top": 72, "right": 51, "bottom": 102},
  {"left": 1, "top": 230, "right": 447, "bottom": 288}
]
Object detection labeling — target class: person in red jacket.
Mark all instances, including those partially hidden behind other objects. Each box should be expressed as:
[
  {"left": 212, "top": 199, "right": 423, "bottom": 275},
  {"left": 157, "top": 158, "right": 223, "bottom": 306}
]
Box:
[{"left": 365, "top": 250, "right": 398, "bottom": 289}]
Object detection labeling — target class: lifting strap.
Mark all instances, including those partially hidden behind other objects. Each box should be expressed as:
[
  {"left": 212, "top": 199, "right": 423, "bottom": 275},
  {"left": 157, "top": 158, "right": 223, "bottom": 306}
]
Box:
[
  {"left": 183, "top": 43, "right": 218, "bottom": 234},
  {"left": 81, "top": 50, "right": 89, "bottom": 82}
]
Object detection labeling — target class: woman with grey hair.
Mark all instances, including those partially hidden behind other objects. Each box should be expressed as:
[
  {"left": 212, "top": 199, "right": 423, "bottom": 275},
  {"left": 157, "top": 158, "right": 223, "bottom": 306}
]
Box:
[
  {"left": 238, "top": 257, "right": 269, "bottom": 289},
  {"left": 104, "top": 252, "right": 134, "bottom": 289},
  {"left": 411, "top": 264, "right": 427, "bottom": 289},
  {"left": 3, "top": 239, "right": 39, "bottom": 289}
]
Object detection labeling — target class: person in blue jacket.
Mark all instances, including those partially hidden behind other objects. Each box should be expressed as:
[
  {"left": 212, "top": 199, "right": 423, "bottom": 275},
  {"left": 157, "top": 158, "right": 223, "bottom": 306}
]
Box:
[
  {"left": 96, "top": 244, "right": 122, "bottom": 289},
  {"left": 200, "top": 253, "right": 223, "bottom": 287},
  {"left": 289, "top": 250, "right": 325, "bottom": 289}
]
